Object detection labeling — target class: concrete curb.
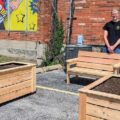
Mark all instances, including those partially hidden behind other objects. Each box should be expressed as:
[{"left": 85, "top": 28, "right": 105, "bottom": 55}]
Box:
[{"left": 36, "top": 64, "right": 63, "bottom": 73}]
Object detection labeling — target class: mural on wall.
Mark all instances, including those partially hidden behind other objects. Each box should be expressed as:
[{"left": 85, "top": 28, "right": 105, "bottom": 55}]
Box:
[{"left": 0, "top": 0, "right": 38, "bottom": 31}]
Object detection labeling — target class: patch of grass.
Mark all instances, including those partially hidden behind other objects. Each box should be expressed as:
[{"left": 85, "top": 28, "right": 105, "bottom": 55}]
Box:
[
  {"left": 0, "top": 55, "right": 15, "bottom": 63},
  {"left": 41, "top": 59, "right": 59, "bottom": 67},
  {"left": 0, "top": 55, "right": 36, "bottom": 64}
]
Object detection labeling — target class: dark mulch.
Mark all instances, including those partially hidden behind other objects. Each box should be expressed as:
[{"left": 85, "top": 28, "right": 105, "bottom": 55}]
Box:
[
  {"left": 0, "top": 63, "right": 25, "bottom": 70},
  {"left": 93, "top": 76, "right": 120, "bottom": 95}
]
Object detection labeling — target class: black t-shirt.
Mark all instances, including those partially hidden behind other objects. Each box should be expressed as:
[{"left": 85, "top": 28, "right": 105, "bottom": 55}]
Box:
[{"left": 103, "top": 20, "right": 120, "bottom": 47}]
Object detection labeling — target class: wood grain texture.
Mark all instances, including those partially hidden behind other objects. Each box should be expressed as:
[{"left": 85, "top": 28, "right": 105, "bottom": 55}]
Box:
[
  {"left": 79, "top": 75, "right": 120, "bottom": 120},
  {"left": 0, "top": 62, "right": 36, "bottom": 104},
  {"left": 66, "top": 51, "right": 120, "bottom": 84}
]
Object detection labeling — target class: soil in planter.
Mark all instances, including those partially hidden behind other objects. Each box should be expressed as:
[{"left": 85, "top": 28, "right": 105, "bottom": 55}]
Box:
[
  {"left": 93, "top": 77, "right": 120, "bottom": 95},
  {"left": 0, "top": 63, "right": 25, "bottom": 70}
]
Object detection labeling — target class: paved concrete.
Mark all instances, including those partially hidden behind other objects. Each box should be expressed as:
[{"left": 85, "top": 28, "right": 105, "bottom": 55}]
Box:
[{"left": 0, "top": 70, "right": 96, "bottom": 120}]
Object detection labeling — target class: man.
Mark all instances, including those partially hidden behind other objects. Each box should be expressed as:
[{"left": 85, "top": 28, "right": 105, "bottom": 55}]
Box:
[{"left": 103, "top": 8, "right": 120, "bottom": 53}]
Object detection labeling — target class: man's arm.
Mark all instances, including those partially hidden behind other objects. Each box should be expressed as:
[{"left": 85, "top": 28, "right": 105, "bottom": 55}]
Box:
[
  {"left": 111, "top": 39, "right": 120, "bottom": 50},
  {"left": 104, "top": 30, "right": 110, "bottom": 47},
  {"left": 104, "top": 30, "right": 113, "bottom": 53}
]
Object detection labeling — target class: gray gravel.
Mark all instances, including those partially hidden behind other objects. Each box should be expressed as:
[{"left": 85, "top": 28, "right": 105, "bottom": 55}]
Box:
[
  {"left": 0, "top": 70, "right": 95, "bottom": 120},
  {"left": 37, "top": 70, "right": 95, "bottom": 93},
  {"left": 0, "top": 89, "right": 78, "bottom": 120}
]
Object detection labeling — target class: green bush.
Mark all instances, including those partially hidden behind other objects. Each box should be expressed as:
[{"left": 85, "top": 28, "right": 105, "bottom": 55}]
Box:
[{"left": 41, "top": 0, "right": 64, "bottom": 67}]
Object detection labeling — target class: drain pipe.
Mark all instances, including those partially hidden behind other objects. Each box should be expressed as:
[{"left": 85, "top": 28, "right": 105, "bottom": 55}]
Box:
[{"left": 66, "top": 0, "right": 74, "bottom": 44}]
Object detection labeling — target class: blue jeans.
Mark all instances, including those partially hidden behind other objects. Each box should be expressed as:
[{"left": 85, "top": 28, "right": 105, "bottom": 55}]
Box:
[{"left": 102, "top": 46, "right": 120, "bottom": 54}]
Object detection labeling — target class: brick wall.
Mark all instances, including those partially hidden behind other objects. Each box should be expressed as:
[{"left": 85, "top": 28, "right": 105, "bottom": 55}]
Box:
[
  {"left": 58, "top": 0, "right": 120, "bottom": 45},
  {"left": 0, "top": 0, "right": 120, "bottom": 45},
  {"left": 0, "top": 0, "right": 51, "bottom": 43}
]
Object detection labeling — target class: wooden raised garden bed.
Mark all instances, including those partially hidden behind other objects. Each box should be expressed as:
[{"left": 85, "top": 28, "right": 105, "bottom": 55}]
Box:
[
  {"left": 79, "top": 75, "right": 120, "bottom": 120},
  {"left": 0, "top": 61, "right": 36, "bottom": 104}
]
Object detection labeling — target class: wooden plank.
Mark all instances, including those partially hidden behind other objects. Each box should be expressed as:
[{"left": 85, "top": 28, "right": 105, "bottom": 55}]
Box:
[
  {"left": 0, "top": 68, "right": 31, "bottom": 80},
  {"left": 80, "top": 89, "right": 120, "bottom": 101},
  {"left": 0, "top": 80, "right": 32, "bottom": 96},
  {"left": 86, "top": 115, "right": 104, "bottom": 120},
  {"left": 68, "top": 67, "right": 112, "bottom": 76},
  {"left": 0, "top": 65, "right": 33, "bottom": 74},
  {"left": 80, "top": 75, "right": 111, "bottom": 90},
  {"left": 0, "top": 74, "right": 32, "bottom": 88},
  {"left": 67, "top": 62, "right": 71, "bottom": 84},
  {"left": 0, "top": 62, "right": 36, "bottom": 104},
  {"left": 86, "top": 103, "right": 120, "bottom": 120},
  {"left": 0, "top": 70, "right": 31, "bottom": 81},
  {"left": 31, "top": 66, "right": 36, "bottom": 92},
  {"left": 87, "top": 94, "right": 120, "bottom": 111},
  {"left": 0, "top": 87, "right": 32, "bottom": 104},
  {"left": 66, "top": 58, "right": 78, "bottom": 63},
  {"left": 76, "top": 62, "right": 113, "bottom": 72},
  {"left": 78, "top": 51, "right": 120, "bottom": 60},
  {"left": 79, "top": 76, "right": 120, "bottom": 101},
  {"left": 76, "top": 57, "right": 120, "bottom": 65},
  {"left": 79, "top": 93, "right": 87, "bottom": 120}
]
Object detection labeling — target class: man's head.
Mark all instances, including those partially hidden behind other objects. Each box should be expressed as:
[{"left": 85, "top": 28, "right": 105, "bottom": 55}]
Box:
[{"left": 111, "top": 8, "right": 120, "bottom": 22}]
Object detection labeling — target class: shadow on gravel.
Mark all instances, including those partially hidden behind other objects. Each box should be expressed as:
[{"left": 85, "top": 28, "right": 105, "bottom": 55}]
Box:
[
  {"left": 37, "top": 70, "right": 100, "bottom": 93},
  {"left": 69, "top": 77, "right": 96, "bottom": 86}
]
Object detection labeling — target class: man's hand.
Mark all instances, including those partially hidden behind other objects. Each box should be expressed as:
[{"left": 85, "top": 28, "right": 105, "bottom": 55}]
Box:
[
  {"left": 109, "top": 39, "right": 120, "bottom": 53},
  {"left": 108, "top": 46, "right": 114, "bottom": 53}
]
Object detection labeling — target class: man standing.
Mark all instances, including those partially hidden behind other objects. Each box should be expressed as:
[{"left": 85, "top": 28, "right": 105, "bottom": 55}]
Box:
[{"left": 103, "top": 8, "right": 120, "bottom": 53}]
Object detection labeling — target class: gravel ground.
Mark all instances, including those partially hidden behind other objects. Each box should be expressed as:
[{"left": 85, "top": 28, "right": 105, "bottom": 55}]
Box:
[
  {"left": 0, "top": 69, "right": 96, "bottom": 120},
  {"left": 37, "top": 70, "right": 96, "bottom": 93},
  {"left": 0, "top": 90, "right": 78, "bottom": 120}
]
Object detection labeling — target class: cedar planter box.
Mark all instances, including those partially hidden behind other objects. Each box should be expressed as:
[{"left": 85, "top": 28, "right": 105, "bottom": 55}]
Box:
[
  {"left": 0, "top": 61, "right": 36, "bottom": 104},
  {"left": 79, "top": 75, "right": 120, "bottom": 120}
]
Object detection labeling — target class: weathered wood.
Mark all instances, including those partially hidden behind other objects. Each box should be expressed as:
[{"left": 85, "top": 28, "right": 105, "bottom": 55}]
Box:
[
  {"left": 87, "top": 95, "right": 120, "bottom": 111},
  {"left": 79, "top": 93, "right": 87, "bottom": 120},
  {"left": 66, "top": 51, "right": 120, "bottom": 84},
  {"left": 66, "top": 73, "right": 70, "bottom": 84},
  {"left": 0, "top": 80, "right": 32, "bottom": 96},
  {"left": 79, "top": 75, "right": 120, "bottom": 120},
  {"left": 86, "top": 115, "right": 104, "bottom": 120},
  {"left": 76, "top": 62, "right": 113, "bottom": 71},
  {"left": 76, "top": 57, "right": 120, "bottom": 65},
  {"left": 66, "top": 58, "right": 78, "bottom": 63},
  {"left": 68, "top": 67, "right": 112, "bottom": 76},
  {"left": 31, "top": 66, "right": 36, "bottom": 92},
  {"left": 0, "top": 87, "right": 32, "bottom": 104},
  {"left": 78, "top": 51, "right": 120, "bottom": 60},
  {"left": 86, "top": 103, "right": 120, "bottom": 120},
  {"left": 0, "top": 62, "right": 36, "bottom": 104}
]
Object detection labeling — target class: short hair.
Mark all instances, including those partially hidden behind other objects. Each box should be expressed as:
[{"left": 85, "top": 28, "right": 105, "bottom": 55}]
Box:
[{"left": 112, "top": 8, "right": 120, "bottom": 14}]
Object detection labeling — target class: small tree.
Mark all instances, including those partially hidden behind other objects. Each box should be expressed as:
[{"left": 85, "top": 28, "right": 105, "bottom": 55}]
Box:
[
  {"left": 41, "top": 0, "right": 64, "bottom": 66},
  {"left": 51, "top": 19, "right": 64, "bottom": 58}
]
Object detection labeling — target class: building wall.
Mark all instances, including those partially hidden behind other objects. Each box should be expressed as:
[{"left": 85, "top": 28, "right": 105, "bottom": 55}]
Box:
[
  {"left": 0, "top": 0, "right": 120, "bottom": 45},
  {"left": 58, "top": 0, "right": 120, "bottom": 45},
  {"left": 0, "top": 0, "right": 120, "bottom": 64},
  {"left": 0, "top": 0, "right": 51, "bottom": 43}
]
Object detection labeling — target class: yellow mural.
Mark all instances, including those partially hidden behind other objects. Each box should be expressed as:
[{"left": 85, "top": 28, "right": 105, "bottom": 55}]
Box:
[{"left": 0, "top": 0, "right": 38, "bottom": 31}]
